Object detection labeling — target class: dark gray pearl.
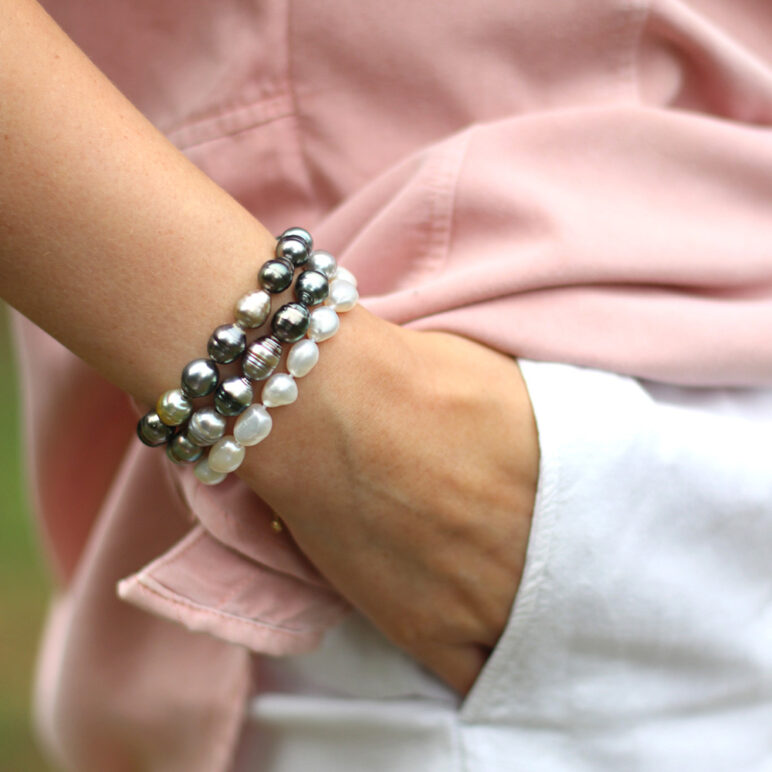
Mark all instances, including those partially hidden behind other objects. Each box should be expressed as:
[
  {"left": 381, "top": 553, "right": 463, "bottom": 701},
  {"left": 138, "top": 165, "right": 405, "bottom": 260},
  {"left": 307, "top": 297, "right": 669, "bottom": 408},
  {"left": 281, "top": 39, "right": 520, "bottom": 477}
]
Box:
[
  {"left": 279, "top": 227, "right": 313, "bottom": 253},
  {"left": 187, "top": 407, "right": 227, "bottom": 446},
  {"left": 166, "top": 433, "right": 203, "bottom": 464},
  {"left": 181, "top": 358, "right": 219, "bottom": 398},
  {"left": 275, "top": 236, "right": 309, "bottom": 267},
  {"left": 242, "top": 335, "right": 283, "bottom": 381},
  {"left": 271, "top": 302, "right": 310, "bottom": 343},
  {"left": 259, "top": 259, "right": 295, "bottom": 294},
  {"left": 137, "top": 411, "right": 175, "bottom": 447},
  {"left": 294, "top": 269, "right": 329, "bottom": 307},
  {"left": 208, "top": 324, "right": 246, "bottom": 364},
  {"left": 214, "top": 376, "right": 253, "bottom": 416}
]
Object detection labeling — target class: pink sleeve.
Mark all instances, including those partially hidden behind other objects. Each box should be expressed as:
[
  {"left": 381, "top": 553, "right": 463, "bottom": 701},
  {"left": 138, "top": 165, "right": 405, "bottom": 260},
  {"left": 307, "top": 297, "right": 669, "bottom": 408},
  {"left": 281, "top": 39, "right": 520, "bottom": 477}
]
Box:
[{"left": 324, "top": 110, "right": 772, "bottom": 386}]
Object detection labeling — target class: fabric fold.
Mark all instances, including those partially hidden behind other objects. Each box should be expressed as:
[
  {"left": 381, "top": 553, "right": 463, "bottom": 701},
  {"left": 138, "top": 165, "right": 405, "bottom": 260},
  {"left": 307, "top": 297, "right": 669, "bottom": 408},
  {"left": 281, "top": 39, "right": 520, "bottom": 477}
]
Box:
[
  {"left": 117, "top": 524, "right": 349, "bottom": 656},
  {"left": 324, "top": 105, "right": 772, "bottom": 386}
]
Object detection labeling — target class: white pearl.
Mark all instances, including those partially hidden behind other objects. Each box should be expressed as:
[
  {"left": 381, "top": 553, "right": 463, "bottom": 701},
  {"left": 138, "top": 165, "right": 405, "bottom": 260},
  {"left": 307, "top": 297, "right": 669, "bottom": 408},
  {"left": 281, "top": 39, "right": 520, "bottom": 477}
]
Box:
[
  {"left": 335, "top": 265, "right": 357, "bottom": 288},
  {"left": 207, "top": 436, "right": 245, "bottom": 474},
  {"left": 262, "top": 373, "right": 298, "bottom": 407},
  {"left": 308, "top": 306, "right": 339, "bottom": 342},
  {"left": 234, "top": 404, "right": 273, "bottom": 446},
  {"left": 325, "top": 279, "right": 358, "bottom": 312},
  {"left": 287, "top": 339, "right": 319, "bottom": 378},
  {"left": 194, "top": 455, "right": 228, "bottom": 486}
]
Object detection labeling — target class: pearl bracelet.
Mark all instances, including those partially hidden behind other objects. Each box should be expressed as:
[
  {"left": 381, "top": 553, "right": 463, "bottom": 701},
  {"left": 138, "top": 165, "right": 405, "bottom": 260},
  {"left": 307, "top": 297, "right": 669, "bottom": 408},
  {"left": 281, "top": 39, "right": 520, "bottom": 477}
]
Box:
[{"left": 136, "top": 227, "right": 359, "bottom": 487}]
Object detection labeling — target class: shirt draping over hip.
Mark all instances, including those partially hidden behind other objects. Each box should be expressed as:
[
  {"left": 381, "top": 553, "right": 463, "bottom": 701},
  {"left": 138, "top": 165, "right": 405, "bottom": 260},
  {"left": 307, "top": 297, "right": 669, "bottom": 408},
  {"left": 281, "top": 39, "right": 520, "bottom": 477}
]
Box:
[{"left": 12, "top": 0, "right": 772, "bottom": 770}]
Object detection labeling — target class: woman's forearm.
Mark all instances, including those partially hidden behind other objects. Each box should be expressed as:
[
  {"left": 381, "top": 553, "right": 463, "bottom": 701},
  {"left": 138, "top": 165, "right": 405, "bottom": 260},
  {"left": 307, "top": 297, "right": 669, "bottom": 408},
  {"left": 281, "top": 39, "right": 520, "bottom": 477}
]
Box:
[
  {"left": 0, "top": 2, "right": 541, "bottom": 697},
  {"left": 0, "top": 0, "right": 275, "bottom": 404}
]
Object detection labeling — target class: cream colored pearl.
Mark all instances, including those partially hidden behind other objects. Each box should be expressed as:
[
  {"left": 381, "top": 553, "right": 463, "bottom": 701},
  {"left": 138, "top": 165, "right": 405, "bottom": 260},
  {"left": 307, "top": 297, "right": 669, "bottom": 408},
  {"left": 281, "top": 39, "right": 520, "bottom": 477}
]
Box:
[
  {"left": 194, "top": 455, "right": 227, "bottom": 486},
  {"left": 308, "top": 307, "right": 339, "bottom": 342},
  {"left": 156, "top": 389, "right": 192, "bottom": 426},
  {"left": 262, "top": 373, "right": 298, "bottom": 407},
  {"left": 325, "top": 279, "right": 358, "bottom": 312},
  {"left": 287, "top": 339, "right": 319, "bottom": 378},
  {"left": 207, "top": 436, "right": 245, "bottom": 474},
  {"left": 234, "top": 290, "right": 271, "bottom": 329},
  {"left": 234, "top": 404, "right": 273, "bottom": 446}
]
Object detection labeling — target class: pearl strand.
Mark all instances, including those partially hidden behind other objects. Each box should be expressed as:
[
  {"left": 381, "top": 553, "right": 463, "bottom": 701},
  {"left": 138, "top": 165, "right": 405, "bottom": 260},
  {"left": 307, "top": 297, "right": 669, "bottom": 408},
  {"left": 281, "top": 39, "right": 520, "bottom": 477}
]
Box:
[
  {"left": 195, "top": 247, "right": 358, "bottom": 485},
  {"left": 136, "top": 227, "right": 311, "bottom": 459}
]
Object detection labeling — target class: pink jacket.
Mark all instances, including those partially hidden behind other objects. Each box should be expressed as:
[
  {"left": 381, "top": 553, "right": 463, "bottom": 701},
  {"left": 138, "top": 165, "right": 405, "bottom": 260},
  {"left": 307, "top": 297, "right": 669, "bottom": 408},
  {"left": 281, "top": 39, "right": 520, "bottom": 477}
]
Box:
[{"left": 13, "top": 0, "right": 772, "bottom": 769}]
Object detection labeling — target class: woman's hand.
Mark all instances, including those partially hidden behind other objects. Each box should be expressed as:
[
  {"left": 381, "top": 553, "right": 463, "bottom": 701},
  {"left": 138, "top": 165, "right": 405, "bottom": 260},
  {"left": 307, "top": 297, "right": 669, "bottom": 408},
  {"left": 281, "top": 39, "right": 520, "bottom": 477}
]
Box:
[{"left": 239, "top": 304, "right": 539, "bottom": 695}]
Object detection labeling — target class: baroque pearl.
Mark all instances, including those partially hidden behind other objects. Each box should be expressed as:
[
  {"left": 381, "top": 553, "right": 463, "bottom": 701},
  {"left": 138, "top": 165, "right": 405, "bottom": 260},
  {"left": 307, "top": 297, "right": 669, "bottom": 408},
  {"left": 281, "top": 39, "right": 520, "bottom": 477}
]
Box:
[
  {"left": 208, "top": 324, "right": 246, "bottom": 364},
  {"left": 294, "top": 269, "right": 329, "bottom": 307},
  {"left": 194, "top": 455, "right": 227, "bottom": 486},
  {"left": 234, "top": 404, "right": 273, "bottom": 446},
  {"left": 279, "top": 227, "right": 313, "bottom": 252},
  {"left": 208, "top": 436, "right": 246, "bottom": 474},
  {"left": 262, "top": 373, "right": 298, "bottom": 407},
  {"left": 214, "top": 376, "right": 253, "bottom": 416},
  {"left": 166, "top": 433, "right": 203, "bottom": 464},
  {"left": 234, "top": 290, "right": 271, "bottom": 329},
  {"left": 242, "top": 336, "right": 282, "bottom": 381},
  {"left": 308, "top": 306, "right": 339, "bottom": 342},
  {"left": 275, "top": 236, "right": 309, "bottom": 267},
  {"left": 271, "top": 302, "right": 310, "bottom": 343},
  {"left": 307, "top": 249, "right": 337, "bottom": 280},
  {"left": 335, "top": 265, "right": 357, "bottom": 287},
  {"left": 156, "top": 389, "right": 192, "bottom": 426},
  {"left": 287, "top": 339, "right": 319, "bottom": 377},
  {"left": 180, "top": 358, "right": 219, "bottom": 399},
  {"left": 136, "top": 411, "right": 175, "bottom": 446},
  {"left": 259, "top": 259, "right": 294, "bottom": 294},
  {"left": 325, "top": 279, "right": 358, "bottom": 312},
  {"left": 187, "top": 407, "right": 227, "bottom": 446}
]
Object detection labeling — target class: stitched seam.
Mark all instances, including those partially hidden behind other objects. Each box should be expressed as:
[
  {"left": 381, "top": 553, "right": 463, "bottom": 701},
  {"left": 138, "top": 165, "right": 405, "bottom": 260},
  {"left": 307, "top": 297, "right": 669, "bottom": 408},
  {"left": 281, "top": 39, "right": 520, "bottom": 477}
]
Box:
[
  {"left": 621, "top": 0, "right": 653, "bottom": 103},
  {"left": 167, "top": 93, "right": 294, "bottom": 151},
  {"left": 210, "top": 652, "right": 252, "bottom": 772},
  {"left": 448, "top": 708, "right": 468, "bottom": 772},
  {"left": 132, "top": 574, "right": 333, "bottom": 634},
  {"left": 175, "top": 110, "right": 293, "bottom": 152},
  {"left": 284, "top": 0, "right": 320, "bottom": 215},
  {"left": 164, "top": 91, "right": 290, "bottom": 141},
  {"left": 428, "top": 128, "right": 474, "bottom": 278}
]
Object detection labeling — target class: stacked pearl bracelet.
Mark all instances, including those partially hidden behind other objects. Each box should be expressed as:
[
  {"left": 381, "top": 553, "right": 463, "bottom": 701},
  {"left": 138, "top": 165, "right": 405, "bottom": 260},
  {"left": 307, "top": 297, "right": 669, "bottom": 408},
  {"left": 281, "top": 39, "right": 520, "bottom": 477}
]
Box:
[{"left": 136, "top": 227, "right": 359, "bottom": 488}]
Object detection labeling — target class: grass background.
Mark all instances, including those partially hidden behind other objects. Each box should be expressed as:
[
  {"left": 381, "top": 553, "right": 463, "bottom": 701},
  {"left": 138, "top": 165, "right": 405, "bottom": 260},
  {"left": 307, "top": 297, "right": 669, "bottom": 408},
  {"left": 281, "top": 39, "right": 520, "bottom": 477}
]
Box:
[{"left": 0, "top": 303, "right": 55, "bottom": 771}]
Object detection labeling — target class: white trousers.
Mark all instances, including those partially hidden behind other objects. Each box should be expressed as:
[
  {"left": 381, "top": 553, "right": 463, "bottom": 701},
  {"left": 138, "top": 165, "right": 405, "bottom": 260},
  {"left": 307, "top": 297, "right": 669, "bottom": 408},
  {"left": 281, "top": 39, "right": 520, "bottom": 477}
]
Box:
[{"left": 233, "top": 360, "right": 772, "bottom": 772}]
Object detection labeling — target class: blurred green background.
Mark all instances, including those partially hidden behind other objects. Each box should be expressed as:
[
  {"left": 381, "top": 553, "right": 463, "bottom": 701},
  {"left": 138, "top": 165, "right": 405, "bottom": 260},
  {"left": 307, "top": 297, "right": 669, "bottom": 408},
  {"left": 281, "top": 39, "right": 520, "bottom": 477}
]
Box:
[{"left": 0, "top": 303, "right": 54, "bottom": 770}]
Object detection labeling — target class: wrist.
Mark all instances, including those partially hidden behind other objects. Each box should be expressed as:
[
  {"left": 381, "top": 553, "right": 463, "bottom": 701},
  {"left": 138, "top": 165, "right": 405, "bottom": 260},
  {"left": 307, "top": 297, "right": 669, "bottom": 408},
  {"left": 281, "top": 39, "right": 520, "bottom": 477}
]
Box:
[{"left": 235, "top": 302, "right": 407, "bottom": 497}]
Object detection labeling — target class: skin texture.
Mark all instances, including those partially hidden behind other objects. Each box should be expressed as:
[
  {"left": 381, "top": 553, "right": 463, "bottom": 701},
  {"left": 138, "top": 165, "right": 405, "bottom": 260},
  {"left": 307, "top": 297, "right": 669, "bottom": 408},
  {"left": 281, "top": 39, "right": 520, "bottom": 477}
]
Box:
[{"left": 0, "top": 0, "right": 539, "bottom": 694}]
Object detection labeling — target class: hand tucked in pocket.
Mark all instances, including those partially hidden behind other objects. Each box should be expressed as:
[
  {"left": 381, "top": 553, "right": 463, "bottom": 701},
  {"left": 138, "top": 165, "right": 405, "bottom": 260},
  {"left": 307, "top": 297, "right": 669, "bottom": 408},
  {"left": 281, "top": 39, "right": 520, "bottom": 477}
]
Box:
[{"left": 238, "top": 304, "right": 539, "bottom": 695}]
